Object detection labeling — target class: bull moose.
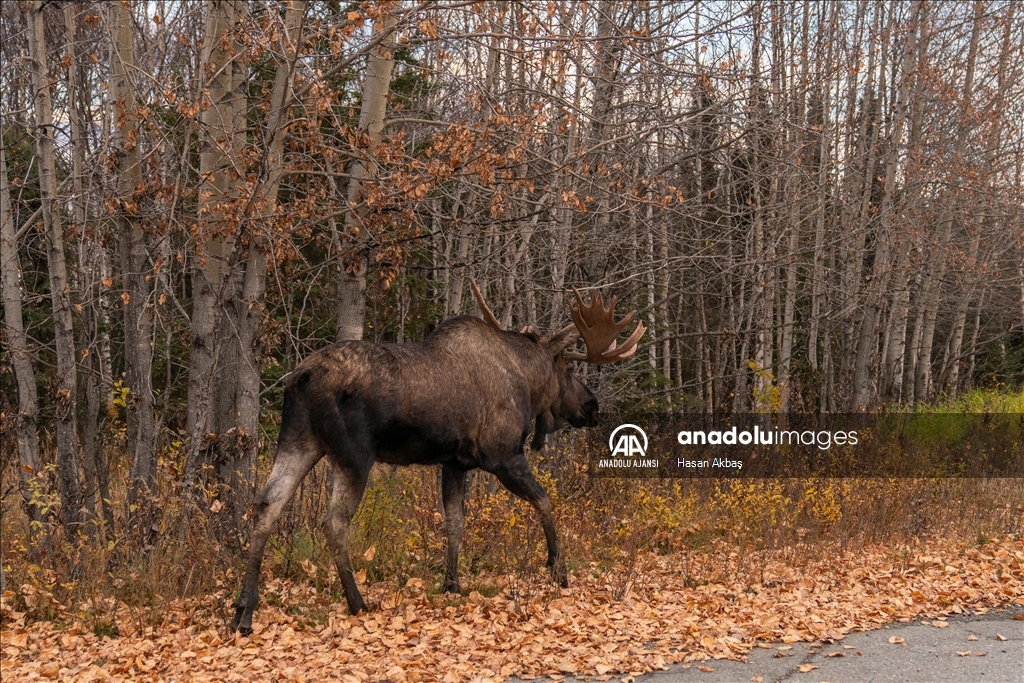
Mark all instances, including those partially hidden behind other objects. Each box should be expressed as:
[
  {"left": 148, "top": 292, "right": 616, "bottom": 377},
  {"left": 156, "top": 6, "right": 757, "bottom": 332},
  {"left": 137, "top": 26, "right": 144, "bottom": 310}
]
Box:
[{"left": 233, "top": 284, "right": 645, "bottom": 634}]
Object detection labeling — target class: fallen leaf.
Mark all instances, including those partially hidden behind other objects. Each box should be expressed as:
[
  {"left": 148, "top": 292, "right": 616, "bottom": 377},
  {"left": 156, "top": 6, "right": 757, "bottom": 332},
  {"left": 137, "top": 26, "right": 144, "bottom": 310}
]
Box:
[
  {"left": 362, "top": 546, "right": 376, "bottom": 562},
  {"left": 888, "top": 636, "right": 905, "bottom": 646},
  {"left": 956, "top": 651, "right": 972, "bottom": 657},
  {"left": 933, "top": 621, "right": 948, "bottom": 629},
  {"left": 1013, "top": 615, "right": 1024, "bottom": 621},
  {"left": 995, "top": 634, "right": 1008, "bottom": 641},
  {"left": 751, "top": 677, "right": 764, "bottom": 682},
  {"left": 797, "top": 664, "right": 818, "bottom": 673},
  {"left": 826, "top": 651, "right": 844, "bottom": 657},
  {"left": 696, "top": 665, "right": 714, "bottom": 672},
  {"left": 3, "top": 535, "right": 1023, "bottom": 683},
  {"left": 299, "top": 558, "right": 317, "bottom": 580}
]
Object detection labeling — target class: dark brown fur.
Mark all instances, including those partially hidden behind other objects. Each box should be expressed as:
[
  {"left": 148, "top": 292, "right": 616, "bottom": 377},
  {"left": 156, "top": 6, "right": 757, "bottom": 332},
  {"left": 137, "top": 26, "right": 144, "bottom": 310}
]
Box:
[{"left": 233, "top": 316, "right": 595, "bottom": 633}]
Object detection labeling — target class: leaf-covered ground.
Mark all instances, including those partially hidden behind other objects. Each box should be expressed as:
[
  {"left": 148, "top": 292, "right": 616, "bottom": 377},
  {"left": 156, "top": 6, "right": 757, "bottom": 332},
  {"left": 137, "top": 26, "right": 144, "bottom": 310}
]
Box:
[{"left": 2, "top": 537, "right": 1022, "bottom": 682}]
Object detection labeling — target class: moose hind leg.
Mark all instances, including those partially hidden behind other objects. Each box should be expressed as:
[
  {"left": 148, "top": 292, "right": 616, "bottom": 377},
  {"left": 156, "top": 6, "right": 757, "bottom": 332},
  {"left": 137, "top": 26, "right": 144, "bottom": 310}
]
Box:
[
  {"left": 234, "top": 439, "right": 322, "bottom": 634},
  {"left": 491, "top": 453, "right": 568, "bottom": 588},
  {"left": 441, "top": 465, "right": 468, "bottom": 594},
  {"left": 324, "top": 463, "right": 370, "bottom": 615}
]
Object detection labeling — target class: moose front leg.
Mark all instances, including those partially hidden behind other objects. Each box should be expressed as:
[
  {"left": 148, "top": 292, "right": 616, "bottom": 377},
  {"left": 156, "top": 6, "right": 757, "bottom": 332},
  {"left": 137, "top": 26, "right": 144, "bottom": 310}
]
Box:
[
  {"left": 491, "top": 453, "right": 568, "bottom": 588},
  {"left": 324, "top": 463, "right": 370, "bottom": 615},
  {"left": 441, "top": 465, "right": 468, "bottom": 594},
  {"left": 234, "top": 439, "right": 322, "bottom": 634}
]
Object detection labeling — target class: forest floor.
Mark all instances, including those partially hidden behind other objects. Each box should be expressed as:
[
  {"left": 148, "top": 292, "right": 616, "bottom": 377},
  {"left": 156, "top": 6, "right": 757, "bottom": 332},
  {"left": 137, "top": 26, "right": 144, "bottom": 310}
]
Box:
[{"left": 1, "top": 535, "right": 1022, "bottom": 683}]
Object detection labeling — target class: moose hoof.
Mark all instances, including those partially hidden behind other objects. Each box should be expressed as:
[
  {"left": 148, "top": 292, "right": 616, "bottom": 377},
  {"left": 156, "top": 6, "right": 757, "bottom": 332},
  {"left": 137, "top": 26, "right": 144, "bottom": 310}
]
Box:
[
  {"left": 232, "top": 603, "right": 252, "bottom": 635},
  {"left": 551, "top": 564, "right": 568, "bottom": 588}
]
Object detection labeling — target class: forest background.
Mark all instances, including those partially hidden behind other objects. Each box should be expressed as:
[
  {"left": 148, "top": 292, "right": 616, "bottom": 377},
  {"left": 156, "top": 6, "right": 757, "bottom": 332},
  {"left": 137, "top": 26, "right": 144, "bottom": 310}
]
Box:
[{"left": 1, "top": 0, "right": 1023, "bottom": 629}]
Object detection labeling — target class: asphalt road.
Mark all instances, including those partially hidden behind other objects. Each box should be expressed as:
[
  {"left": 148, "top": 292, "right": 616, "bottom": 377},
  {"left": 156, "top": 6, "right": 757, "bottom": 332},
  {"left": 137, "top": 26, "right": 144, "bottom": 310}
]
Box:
[{"left": 566, "top": 607, "right": 1024, "bottom": 683}]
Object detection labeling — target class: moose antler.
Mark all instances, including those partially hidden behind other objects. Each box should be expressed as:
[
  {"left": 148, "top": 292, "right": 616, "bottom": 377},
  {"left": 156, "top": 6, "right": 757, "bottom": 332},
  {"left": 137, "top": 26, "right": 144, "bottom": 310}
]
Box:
[
  {"left": 564, "top": 289, "right": 646, "bottom": 363},
  {"left": 470, "top": 279, "right": 502, "bottom": 330}
]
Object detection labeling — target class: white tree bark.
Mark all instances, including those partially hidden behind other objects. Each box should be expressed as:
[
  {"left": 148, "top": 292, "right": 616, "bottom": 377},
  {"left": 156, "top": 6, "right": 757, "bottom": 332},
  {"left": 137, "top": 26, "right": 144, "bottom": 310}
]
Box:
[
  {"left": 108, "top": 0, "right": 159, "bottom": 512},
  {"left": 336, "top": 9, "right": 398, "bottom": 341},
  {"left": 28, "top": 0, "right": 84, "bottom": 529},
  {"left": 0, "top": 146, "right": 43, "bottom": 527}
]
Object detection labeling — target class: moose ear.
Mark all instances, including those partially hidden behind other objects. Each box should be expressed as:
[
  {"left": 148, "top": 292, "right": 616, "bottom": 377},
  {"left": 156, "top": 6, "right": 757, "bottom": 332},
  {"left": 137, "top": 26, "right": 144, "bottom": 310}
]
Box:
[{"left": 544, "top": 324, "right": 578, "bottom": 357}]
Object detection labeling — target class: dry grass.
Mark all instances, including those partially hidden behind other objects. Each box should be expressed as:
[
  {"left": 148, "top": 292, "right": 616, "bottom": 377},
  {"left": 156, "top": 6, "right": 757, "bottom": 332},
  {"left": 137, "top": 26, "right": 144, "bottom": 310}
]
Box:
[{"left": 2, "top": 425, "right": 1022, "bottom": 632}]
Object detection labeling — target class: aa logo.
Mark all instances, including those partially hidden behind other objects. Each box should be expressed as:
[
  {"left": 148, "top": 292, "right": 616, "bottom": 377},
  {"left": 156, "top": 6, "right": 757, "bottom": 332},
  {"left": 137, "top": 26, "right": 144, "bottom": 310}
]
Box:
[{"left": 608, "top": 424, "right": 648, "bottom": 458}]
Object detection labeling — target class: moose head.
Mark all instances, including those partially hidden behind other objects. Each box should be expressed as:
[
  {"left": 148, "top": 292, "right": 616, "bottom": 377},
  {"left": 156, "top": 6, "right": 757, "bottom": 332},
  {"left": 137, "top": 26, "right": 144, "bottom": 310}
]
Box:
[{"left": 470, "top": 281, "right": 646, "bottom": 446}]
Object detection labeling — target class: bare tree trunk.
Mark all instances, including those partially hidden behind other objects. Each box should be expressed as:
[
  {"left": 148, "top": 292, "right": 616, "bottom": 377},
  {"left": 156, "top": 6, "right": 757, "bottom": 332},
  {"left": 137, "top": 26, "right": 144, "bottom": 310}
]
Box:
[
  {"left": 336, "top": 9, "right": 397, "bottom": 341},
  {"left": 912, "top": 212, "right": 952, "bottom": 403},
  {"left": 109, "top": 0, "right": 158, "bottom": 514},
  {"left": 64, "top": 2, "right": 111, "bottom": 533},
  {"left": 806, "top": 2, "right": 836, "bottom": 386},
  {"left": 965, "top": 304, "right": 982, "bottom": 392},
  {"left": 28, "top": 0, "right": 84, "bottom": 531},
  {"left": 941, "top": 230, "right": 980, "bottom": 397},
  {"left": 217, "top": 0, "right": 306, "bottom": 541},
  {"left": 776, "top": 3, "right": 809, "bottom": 414},
  {"left": 842, "top": 1, "right": 880, "bottom": 404},
  {"left": 185, "top": 0, "right": 247, "bottom": 491},
  {"left": 1, "top": 146, "right": 44, "bottom": 529},
  {"left": 853, "top": 0, "right": 920, "bottom": 410},
  {"left": 944, "top": 2, "right": 1010, "bottom": 398},
  {"left": 882, "top": 4, "right": 931, "bottom": 405},
  {"left": 548, "top": 0, "right": 584, "bottom": 326}
]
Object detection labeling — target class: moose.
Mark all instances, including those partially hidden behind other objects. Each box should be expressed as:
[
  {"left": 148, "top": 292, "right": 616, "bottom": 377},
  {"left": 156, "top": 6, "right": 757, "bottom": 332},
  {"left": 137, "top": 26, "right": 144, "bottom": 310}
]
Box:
[{"left": 233, "top": 284, "right": 645, "bottom": 634}]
